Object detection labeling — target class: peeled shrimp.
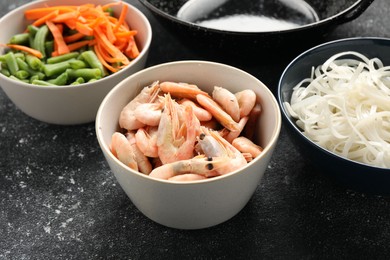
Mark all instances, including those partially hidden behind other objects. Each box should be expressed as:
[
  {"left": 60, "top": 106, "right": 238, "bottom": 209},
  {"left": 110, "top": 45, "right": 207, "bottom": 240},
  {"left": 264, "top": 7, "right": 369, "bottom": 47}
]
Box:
[
  {"left": 119, "top": 81, "right": 160, "bottom": 131},
  {"left": 110, "top": 132, "right": 138, "bottom": 171},
  {"left": 126, "top": 132, "right": 153, "bottom": 174},
  {"left": 133, "top": 101, "right": 163, "bottom": 126},
  {"left": 232, "top": 136, "right": 263, "bottom": 159},
  {"left": 235, "top": 89, "right": 257, "bottom": 118},
  {"left": 212, "top": 86, "right": 240, "bottom": 122},
  {"left": 135, "top": 126, "right": 159, "bottom": 158}
]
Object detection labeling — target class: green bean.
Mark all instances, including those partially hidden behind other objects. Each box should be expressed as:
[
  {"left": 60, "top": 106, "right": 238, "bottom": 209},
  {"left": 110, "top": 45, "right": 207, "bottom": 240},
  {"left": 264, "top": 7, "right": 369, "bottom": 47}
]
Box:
[
  {"left": 47, "top": 72, "right": 68, "bottom": 85},
  {"left": 16, "top": 57, "right": 40, "bottom": 76},
  {"left": 9, "top": 33, "right": 30, "bottom": 45},
  {"left": 5, "top": 52, "right": 19, "bottom": 75},
  {"left": 45, "top": 41, "right": 54, "bottom": 58},
  {"left": 15, "top": 70, "right": 30, "bottom": 80},
  {"left": 68, "top": 77, "right": 85, "bottom": 85},
  {"left": 10, "top": 75, "right": 29, "bottom": 83},
  {"left": 81, "top": 50, "right": 106, "bottom": 76},
  {"left": 1, "top": 68, "right": 10, "bottom": 77},
  {"left": 47, "top": 52, "right": 79, "bottom": 64},
  {"left": 42, "top": 59, "right": 74, "bottom": 77},
  {"left": 27, "top": 25, "right": 39, "bottom": 36},
  {"left": 33, "top": 25, "right": 49, "bottom": 59},
  {"left": 14, "top": 52, "right": 25, "bottom": 60},
  {"left": 69, "top": 59, "right": 87, "bottom": 69},
  {"left": 66, "top": 68, "right": 102, "bottom": 81},
  {"left": 26, "top": 54, "right": 43, "bottom": 70},
  {"left": 32, "top": 79, "right": 55, "bottom": 86}
]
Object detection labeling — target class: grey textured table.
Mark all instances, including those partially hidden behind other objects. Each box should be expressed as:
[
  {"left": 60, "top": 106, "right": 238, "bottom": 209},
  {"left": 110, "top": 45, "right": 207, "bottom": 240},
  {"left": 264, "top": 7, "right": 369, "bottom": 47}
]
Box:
[{"left": 1, "top": 0, "right": 390, "bottom": 259}]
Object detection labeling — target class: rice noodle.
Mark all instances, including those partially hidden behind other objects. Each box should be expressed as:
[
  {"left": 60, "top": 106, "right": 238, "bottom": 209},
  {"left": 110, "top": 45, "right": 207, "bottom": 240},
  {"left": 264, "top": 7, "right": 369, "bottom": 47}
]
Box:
[{"left": 284, "top": 51, "right": 390, "bottom": 168}]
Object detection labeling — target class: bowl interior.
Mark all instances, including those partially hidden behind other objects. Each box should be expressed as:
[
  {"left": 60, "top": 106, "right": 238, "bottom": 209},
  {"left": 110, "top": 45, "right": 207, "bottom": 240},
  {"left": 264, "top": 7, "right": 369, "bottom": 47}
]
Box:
[
  {"left": 97, "top": 60, "right": 281, "bottom": 182},
  {"left": 140, "top": 0, "right": 363, "bottom": 33}
]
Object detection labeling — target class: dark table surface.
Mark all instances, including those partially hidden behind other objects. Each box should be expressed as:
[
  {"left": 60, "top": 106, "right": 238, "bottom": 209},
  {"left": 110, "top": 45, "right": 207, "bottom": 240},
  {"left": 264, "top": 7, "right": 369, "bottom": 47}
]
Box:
[{"left": 1, "top": 0, "right": 390, "bottom": 259}]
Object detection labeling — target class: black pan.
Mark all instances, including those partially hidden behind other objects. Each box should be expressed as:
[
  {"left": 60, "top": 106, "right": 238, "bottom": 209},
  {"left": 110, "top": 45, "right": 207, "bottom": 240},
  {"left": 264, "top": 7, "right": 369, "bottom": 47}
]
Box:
[{"left": 138, "top": 0, "right": 375, "bottom": 58}]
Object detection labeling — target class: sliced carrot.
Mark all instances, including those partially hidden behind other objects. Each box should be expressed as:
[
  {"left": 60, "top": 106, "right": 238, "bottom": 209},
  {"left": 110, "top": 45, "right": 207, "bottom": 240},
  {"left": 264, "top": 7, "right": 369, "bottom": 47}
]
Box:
[
  {"left": 125, "top": 36, "right": 139, "bottom": 60},
  {"left": 51, "top": 39, "right": 93, "bottom": 56},
  {"left": 46, "top": 21, "right": 70, "bottom": 55},
  {"left": 32, "top": 10, "right": 59, "bottom": 27},
  {"left": 75, "top": 21, "right": 94, "bottom": 36},
  {"left": 23, "top": 2, "right": 140, "bottom": 72},
  {"left": 114, "top": 3, "right": 128, "bottom": 32},
  {"left": 51, "top": 11, "right": 78, "bottom": 23},
  {"left": 6, "top": 44, "right": 43, "bottom": 59},
  {"left": 63, "top": 32, "right": 85, "bottom": 43},
  {"left": 94, "top": 45, "right": 119, "bottom": 73},
  {"left": 25, "top": 6, "right": 76, "bottom": 20}
]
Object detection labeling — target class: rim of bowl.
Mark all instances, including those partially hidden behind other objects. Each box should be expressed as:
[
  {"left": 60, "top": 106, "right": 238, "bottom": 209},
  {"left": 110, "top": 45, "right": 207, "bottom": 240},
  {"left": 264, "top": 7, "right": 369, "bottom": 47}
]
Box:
[
  {"left": 139, "top": 0, "right": 364, "bottom": 35},
  {"left": 278, "top": 36, "right": 390, "bottom": 171},
  {"left": 96, "top": 60, "right": 282, "bottom": 185},
  {"left": 0, "top": 0, "right": 152, "bottom": 90}
]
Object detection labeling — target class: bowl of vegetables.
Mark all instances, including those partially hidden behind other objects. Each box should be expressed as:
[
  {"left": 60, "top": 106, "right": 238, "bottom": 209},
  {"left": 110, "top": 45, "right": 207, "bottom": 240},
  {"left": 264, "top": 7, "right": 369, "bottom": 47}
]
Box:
[
  {"left": 278, "top": 37, "right": 390, "bottom": 195},
  {"left": 96, "top": 60, "right": 282, "bottom": 229},
  {"left": 0, "top": 0, "right": 152, "bottom": 125}
]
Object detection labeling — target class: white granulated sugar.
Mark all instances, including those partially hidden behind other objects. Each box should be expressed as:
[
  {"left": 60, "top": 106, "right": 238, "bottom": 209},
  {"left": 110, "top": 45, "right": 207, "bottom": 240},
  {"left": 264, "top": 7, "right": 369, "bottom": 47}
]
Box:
[
  {"left": 19, "top": 182, "right": 27, "bottom": 188},
  {"left": 70, "top": 178, "right": 75, "bottom": 184},
  {"left": 52, "top": 135, "right": 57, "bottom": 140},
  {"left": 58, "top": 176, "right": 64, "bottom": 180},
  {"left": 55, "top": 210, "right": 61, "bottom": 214}
]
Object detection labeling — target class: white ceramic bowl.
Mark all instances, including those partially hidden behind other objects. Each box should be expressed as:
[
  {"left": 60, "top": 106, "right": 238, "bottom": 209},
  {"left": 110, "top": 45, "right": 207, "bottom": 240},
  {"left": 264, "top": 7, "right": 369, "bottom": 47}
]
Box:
[
  {"left": 96, "top": 61, "right": 282, "bottom": 229},
  {"left": 0, "top": 0, "right": 152, "bottom": 125}
]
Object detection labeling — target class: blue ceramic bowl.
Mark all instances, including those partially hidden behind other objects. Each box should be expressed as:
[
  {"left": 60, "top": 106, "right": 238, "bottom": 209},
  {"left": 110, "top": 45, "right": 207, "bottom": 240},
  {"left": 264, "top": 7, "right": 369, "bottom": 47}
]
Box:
[{"left": 278, "top": 37, "right": 390, "bottom": 195}]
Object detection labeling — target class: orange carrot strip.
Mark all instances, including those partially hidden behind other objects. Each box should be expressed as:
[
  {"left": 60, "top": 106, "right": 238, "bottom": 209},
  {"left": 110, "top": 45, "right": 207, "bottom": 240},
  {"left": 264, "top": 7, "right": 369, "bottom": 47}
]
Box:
[
  {"left": 94, "top": 45, "right": 118, "bottom": 73},
  {"left": 125, "top": 36, "right": 139, "bottom": 60},
  {"left": 6, "top": 44, "right": 43, "bottom": 59},
  {"left": 76, "top": 21, "right": 94, "bottom": 36},
  {"left": 63, "top": 32, "right": 85, "bottom": 43},
  {"left": 51, "top": 40, "right": 92, "bottom": 57},
  {"left": 96, "top": 42, "right": 123, "bottom": 63},
  {"left": 25, "top": 6, "right": 76, "bottom": 20},
  {"left": 94, "top": 26, "right": 129, "bottom": 65},
  {"left": 51, "top": 11, "right": 79, "bottom": 23},
  {"left": 114, "top": 3, "right": 128, "bottom": 32},
  {"left": 46, "top": 21, "right": 70, "bottom": 55},
  {"left": 32, "top": 10, "right": 59, "bottom": 27}
]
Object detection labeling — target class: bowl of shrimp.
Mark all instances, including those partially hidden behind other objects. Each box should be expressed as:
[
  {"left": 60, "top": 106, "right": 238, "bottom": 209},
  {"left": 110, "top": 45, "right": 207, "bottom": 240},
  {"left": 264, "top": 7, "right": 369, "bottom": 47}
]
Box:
[
  {"left": 96, "top": 60, "right": 282, "bottom": 229},
  {"left": 0, "top": 0, "right": 152, "bottom": 125},
  {"left": 278, "top": 37, "right": 390, "bottom": 195}
]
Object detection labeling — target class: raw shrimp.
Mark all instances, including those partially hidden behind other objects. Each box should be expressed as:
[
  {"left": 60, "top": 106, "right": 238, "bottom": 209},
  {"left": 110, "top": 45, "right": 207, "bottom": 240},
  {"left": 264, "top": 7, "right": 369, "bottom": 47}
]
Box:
[
  {"left": 178, "top": 98, "right": 212, "bottom": 121},
  {"left": 119, "top": 81, "right": 161, "bottom": 131},
  {"left": 212, "top": 86, "right": 240, "bottom": 122},
  {"left": 198, "top": 127, "right": 247, "bottom": 174},
  {"left": 135, "top": 126, "right": 159, "bottom": 158},
  {"left": 220, "top": 116, "right": 249, "bottom": 143},
  {"left": 160, "top": 81, "right": 209, "bottom": 99},
  {"left": 232, "top": 136, "right": 263, "bottom": 159},
  {"left": 244, "top": 103, "right": 262, "bottom": 140},
  {"left": 235, "top": 89, "right": 257, "bottom": 118},
  {"left": 133, "top": 101, "right": 163, "bottom": 126},
  {"left": 157, "top": 94, "right": 200, "bottom": 164},
  {"left": 126, "top": 132, "right": 153, "bottom": 174},
  {"left": 110, "top": 132, "right": 138, "bottom": 171},
  {"left": 149, "top": 155, "right": 229, "bottom": 180},
  {"left": 196, "top": 94, "right": 239, "bottom": 131}
]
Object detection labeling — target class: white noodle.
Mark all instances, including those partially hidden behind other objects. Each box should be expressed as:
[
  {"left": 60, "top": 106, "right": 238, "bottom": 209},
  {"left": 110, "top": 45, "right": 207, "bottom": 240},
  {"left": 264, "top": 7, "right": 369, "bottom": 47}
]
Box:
[{"left": 284, "top": 51, "right": 390, "bottom": 168}]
